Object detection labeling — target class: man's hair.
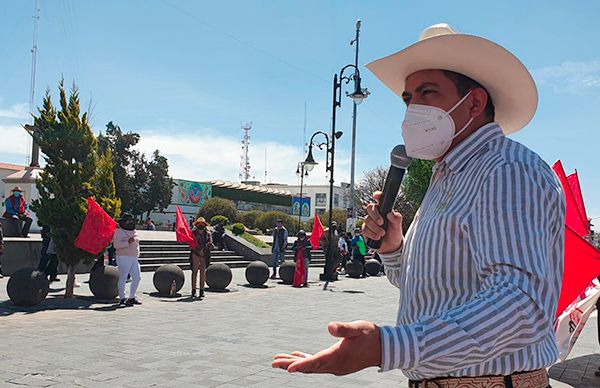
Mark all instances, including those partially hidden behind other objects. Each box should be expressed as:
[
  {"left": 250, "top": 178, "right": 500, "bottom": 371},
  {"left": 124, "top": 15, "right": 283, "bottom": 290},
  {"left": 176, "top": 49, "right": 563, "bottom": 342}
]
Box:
[{"left": 441, "top": 70, "right": 495, "bottom": 120}]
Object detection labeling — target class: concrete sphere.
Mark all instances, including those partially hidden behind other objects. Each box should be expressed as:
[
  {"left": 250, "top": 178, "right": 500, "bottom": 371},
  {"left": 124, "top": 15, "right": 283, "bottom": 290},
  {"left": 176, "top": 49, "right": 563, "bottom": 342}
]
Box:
[
  {"left": 89, "top": 265, "right": 119, "bottom": 300},
  {"left": 7, "top": 268, "right": 49, "bottom": 306},
  {"left": 206, "top": 263, "right": 232, "bottom": 290},
  {"left": 365, "top": 259, "right": 382, "bottom": 276},
  {"left": 245, "top": 261, "right": 269, "bottom": 286},
  {"left": 279, "top": 261, "right": 295, "bottom": 285},
  {"left": 153, "top": 264, "right": 185, "bottom": 294},
  {"left": 345, "top": 260, "right": 364, "bottom": 278}
]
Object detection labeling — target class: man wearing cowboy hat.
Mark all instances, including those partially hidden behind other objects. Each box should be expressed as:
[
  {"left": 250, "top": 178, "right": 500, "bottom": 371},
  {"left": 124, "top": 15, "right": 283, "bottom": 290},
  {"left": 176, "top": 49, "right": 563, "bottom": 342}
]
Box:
[
  {"left": 273, "top": 24, "right": 564, "bottom": 388},
  {"left": 3, "top": 186, "right": 33, "bottom": 238}
]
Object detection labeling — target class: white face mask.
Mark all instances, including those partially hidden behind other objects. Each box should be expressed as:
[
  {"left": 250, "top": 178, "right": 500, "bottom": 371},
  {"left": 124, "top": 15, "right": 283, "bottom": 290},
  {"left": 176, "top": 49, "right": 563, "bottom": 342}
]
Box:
[{"left": 401, "top": 91, "right": 474, "bottom": 160}]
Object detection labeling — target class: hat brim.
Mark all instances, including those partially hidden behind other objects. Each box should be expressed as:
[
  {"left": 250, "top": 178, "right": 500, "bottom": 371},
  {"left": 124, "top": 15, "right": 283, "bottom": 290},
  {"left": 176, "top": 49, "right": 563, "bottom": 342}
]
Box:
[{"left": 366, "top": 33, "right": 537, "bottom": 135}]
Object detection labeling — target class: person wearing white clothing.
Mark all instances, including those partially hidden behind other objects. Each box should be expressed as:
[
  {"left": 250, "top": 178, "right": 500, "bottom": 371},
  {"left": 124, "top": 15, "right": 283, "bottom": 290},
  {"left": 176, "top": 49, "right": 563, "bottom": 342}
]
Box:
[{"left": 113, "top": 213, "right": 142, "bottom": 307}]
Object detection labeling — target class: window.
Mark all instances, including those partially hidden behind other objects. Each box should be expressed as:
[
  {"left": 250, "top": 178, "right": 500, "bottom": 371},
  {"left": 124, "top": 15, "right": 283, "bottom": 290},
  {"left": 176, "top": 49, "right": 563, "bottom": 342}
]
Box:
[
  {"left": 316, "top": 208, "right": 326, "bottom": 216},
  {"left": 334, "top": 194, "right": 340, "bottom": 207},
  {"left": 315, "top": 193, "right": 327, "bottom": 207}
]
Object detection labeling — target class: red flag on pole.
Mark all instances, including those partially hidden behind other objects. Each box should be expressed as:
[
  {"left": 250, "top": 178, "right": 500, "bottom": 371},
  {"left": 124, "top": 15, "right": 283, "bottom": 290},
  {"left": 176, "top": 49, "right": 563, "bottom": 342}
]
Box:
[
  {"left": 74, "top": 197, "right": 117, "bottom": 255},
  {"left": 310, "top": 213, "right": 324, "bottom": 250},
  {"left": 567, "top": 171, "right": 589, "bottom": 235},
  {"left": 556, "top": 226, "right": 600, "bottom": 316},
  {"left": 175, "top": 206, "right": 198, "bottom": 250},
  {"left": 552, "top": 161, "right": 588, "bottom": 237}
]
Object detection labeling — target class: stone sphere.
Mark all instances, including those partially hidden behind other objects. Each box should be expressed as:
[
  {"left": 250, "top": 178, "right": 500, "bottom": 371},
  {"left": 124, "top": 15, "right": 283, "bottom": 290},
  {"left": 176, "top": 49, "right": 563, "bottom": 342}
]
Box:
[
  {"left": 365, "top": 259, "right": 382, "bottom": 276},
  {"left": 89, "top": 265, "right": 119, "bottom": 300},
  {"left": 7, "top": 268, "right": 49, "bottom": 306},
  {"left": 345, "top": 260, "right": 364, "bottom": 278},
  {"left": 245, "top": 261, "right": 269, "bottom": 286},
  {"left": 206, "top": 263, "right": 232, "bottom": 290},
  {"left": 279, "top": 261, "right": 295, "bottom": 285},
  {"left": 153, "top": 264, "right": 185, "bottom": 294}
]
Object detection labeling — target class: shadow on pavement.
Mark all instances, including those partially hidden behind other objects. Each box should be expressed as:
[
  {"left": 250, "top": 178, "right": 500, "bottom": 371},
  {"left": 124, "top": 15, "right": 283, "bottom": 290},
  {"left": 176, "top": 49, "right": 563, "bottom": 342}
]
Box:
[
  {"left": 549, "top": 354, "right": 600, "bottom": 388},
  {"left": 0, "top": 295, "right": 122, "bottom": 316}
]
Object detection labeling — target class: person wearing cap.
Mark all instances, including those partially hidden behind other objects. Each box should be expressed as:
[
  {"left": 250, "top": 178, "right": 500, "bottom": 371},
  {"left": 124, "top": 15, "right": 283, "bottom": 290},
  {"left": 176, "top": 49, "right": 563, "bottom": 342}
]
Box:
[
  {"left": 3, "top": 186, "right": 33, "bottom": 238},
  {"left": 190, "top": 217, "right": 212, "bottom": 298},
  {"left": 270, "top": 219, "right": 288, "bottom": 279},
  {"left": 273, "top": 24, "right": 564, "bottom": 388},
  {"left": 112, "top": 213, "right": 142, "bottom": 307}
]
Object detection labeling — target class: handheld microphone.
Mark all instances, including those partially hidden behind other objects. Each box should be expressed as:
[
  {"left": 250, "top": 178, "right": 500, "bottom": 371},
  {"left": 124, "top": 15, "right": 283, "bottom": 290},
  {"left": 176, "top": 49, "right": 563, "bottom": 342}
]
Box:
[{"left": 366, "top": 145, "right": 412, "bottom": 250}]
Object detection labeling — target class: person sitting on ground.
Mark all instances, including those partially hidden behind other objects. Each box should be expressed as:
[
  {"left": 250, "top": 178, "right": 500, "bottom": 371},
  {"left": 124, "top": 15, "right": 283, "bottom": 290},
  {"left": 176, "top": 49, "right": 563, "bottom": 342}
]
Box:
[
  {"left": 3, "top": 186, "right": 33, "bottom": 237},
  {"left": 144, "top": 217, "right": 156, "bottom": 231},
  {"left": 190, "top": 217, "right": 213, "bottom": 299},
  {"left": 112, "top": 213, "right": 142, "bottom": 307},
  {"left": 351, "top": 228, "right": 367, "bottom": 278},
  {"left": 292, "top": 230, "right": 312, "bottom": 287},
  {"left": 213, "top": 219, "right": 226, "bottom": 251}
]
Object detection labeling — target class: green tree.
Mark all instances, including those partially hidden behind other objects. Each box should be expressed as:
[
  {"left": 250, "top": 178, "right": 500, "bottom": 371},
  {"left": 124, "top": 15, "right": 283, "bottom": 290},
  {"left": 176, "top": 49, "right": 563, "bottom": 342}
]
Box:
[
  {"left": 255, "top": 211, "right": 294, "bottom": 234},
  {"left": 97, "top": 121, "right": 140, "bottom": 208},
  {"left": 354, "top": 165, "right": 419, "bottom": 232},
  {"left": 197, "top": 197, "right": 239, "bottom": 223},
  {"left": 402, "top": 159, "right": 435, "bottom": 208},
  {"left": 30, "top": 81, "right": 120, "bottom": 298},
  {"left": 240, "top": 210, "right": 261, "bottom": 229},
  {"left": 307, "top": 208, "right": 347, "bottom": 233},
  {"left": 144, "top": 150, "right": 174, "bottom": 218}
]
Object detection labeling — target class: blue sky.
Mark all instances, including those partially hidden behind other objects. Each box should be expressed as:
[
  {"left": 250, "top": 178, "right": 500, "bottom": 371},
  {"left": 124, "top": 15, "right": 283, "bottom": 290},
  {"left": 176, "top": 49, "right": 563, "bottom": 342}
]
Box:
[{"left": 1, "top": 1, "right": 599, "bottom": 220}]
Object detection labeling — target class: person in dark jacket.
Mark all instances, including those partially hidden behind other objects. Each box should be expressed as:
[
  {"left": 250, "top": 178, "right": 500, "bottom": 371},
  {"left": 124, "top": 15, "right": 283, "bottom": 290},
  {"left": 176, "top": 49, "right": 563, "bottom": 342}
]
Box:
[
  {"left": 213, "top": 219, "right": 226, "bottom": 251},
  {"left": 38, "top": 225, "right": 59, "bottom": 282},
  {"left": 270, "top": 219, "right": 288, "bottom": 278}
]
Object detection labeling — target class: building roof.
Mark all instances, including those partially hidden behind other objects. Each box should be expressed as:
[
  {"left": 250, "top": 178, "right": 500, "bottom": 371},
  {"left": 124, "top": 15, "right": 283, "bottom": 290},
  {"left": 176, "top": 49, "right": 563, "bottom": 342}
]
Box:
[
  {"left": 0, "top": 162, "right": 26, "bottom": 171},
  {"left": 2, "top": 167, "right": 43, "bottom": 184},
  {"left": 205, "top": 179, "right": 292, "bottom": 196}
]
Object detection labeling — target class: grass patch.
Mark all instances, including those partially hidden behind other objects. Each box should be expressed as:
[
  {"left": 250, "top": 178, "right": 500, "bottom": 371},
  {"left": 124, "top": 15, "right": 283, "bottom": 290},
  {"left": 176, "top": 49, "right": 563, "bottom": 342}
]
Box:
[{"left": 226, "top": 226, "right": 269, "bottom": 248}]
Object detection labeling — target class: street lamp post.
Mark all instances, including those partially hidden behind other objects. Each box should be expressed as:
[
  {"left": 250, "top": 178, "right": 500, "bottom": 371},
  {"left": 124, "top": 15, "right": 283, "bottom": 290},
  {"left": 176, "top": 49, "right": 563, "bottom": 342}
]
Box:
[
  {"left": 303, "top": 64, "right": 368, "bottom": 282},
  {"left": 295, "top": 162, "right": 310, "bottom": 229},
  {"left": 349, "top": 19, "right": 364, "bottom": 230}
]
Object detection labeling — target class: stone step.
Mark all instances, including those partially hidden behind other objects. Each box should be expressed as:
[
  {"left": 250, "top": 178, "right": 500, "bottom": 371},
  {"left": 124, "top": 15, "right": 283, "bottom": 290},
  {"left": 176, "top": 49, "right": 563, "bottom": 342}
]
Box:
[
  {"left": 139, "top": 250, "right": 237, "bottom": 258},
  {"left": 138, "top": 256, "right": 246, "bottom": 265}
]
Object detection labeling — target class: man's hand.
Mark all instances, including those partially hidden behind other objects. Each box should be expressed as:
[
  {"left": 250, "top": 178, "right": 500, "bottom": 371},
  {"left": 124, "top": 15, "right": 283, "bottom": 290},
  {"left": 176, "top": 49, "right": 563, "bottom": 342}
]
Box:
[
  {"left": 272, "top": 320, "right": 381, "bottom": 376},
  {"left": 362, "top": 191, "right": 404, "bottom": 254},
  {"left": 128, "top": 237, "right": 135, "bottom": 244}
]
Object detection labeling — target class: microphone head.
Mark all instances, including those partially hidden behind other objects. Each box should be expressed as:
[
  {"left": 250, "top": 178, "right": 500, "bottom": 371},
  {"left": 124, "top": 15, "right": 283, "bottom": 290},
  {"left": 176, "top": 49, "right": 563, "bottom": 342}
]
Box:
[{"left": 390, "top": 145, "right": 412, "bottom": 169}]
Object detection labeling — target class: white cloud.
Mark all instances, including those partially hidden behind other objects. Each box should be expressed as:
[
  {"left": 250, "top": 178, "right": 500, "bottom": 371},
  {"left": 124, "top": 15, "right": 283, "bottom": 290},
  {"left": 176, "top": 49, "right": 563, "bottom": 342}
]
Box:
[
  {"left": 136, "top": 128, "right": 351, "bottom": 186},
  {"left": 533, "top": 60, "right": 600, "bottom": 94},
  {"left": 0, "top": 124, "right": 30, "bottom": 158},
  {"left": 0, "top": 103, "right": 29, "bottom": 120}
]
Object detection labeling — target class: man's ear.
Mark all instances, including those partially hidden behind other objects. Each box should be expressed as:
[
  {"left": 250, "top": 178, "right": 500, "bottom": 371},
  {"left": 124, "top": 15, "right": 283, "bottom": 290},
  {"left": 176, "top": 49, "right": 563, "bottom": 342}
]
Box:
[{"left": 469, "top": 87, "right": 489, "bottom": 118}]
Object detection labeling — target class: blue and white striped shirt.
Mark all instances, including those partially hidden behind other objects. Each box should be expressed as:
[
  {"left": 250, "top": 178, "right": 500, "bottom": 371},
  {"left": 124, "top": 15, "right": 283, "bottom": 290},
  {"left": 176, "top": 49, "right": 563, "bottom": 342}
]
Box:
[{"left": 379, "top": 122, "right": 565, "bottom": 380}]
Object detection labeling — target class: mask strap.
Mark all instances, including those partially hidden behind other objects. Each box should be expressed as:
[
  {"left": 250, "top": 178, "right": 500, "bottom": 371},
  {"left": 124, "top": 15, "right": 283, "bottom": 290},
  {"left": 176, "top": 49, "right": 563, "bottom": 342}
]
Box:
[{"left": 447, "top": 90, "right": 473, "bottom": 115}]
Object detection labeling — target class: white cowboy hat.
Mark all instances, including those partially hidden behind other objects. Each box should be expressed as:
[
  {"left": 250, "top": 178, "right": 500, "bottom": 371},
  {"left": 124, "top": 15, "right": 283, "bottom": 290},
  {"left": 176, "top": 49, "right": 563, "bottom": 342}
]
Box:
[{"left": 366, "top": 23, "right": 537, "bottom": 134}]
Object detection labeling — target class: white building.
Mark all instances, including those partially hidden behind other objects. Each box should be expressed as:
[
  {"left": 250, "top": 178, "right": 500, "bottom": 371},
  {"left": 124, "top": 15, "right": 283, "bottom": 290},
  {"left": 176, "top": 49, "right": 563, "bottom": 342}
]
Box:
[{"left": 264, "top": 182, "right": 350, "bottom": 221}]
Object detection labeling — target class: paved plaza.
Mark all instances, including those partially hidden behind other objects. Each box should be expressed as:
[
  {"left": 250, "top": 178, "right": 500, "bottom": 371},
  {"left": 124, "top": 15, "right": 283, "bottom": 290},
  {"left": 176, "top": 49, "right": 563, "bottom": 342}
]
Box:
[{"left": 0, "top": 268, "right": 598, "bottom": 387}]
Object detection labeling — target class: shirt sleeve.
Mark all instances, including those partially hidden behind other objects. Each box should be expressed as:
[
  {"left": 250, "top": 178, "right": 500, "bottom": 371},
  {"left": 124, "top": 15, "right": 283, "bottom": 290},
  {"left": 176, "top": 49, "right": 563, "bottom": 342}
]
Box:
[
  {"left": 379, "top": 162, "right": 565, "bottom": 374},
  {"left": 112, "top": 229, "right": 130, "bottom": 249}
]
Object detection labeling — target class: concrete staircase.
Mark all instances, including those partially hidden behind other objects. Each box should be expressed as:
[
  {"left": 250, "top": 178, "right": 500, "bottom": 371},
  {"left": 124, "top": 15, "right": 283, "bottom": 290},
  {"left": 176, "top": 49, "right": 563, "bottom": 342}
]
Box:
[
  {"left": 138, "top": 240, "right": 250, "bottom": 272},
  {"left": 280, "top": 243, "right": 326, "bottom": 267}
]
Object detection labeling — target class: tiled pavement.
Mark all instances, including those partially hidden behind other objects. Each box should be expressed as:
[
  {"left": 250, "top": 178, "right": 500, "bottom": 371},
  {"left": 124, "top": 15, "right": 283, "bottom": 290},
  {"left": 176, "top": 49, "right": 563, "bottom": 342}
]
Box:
[{"left": 0, "top": 268, "right": 598, "bottom": 387}]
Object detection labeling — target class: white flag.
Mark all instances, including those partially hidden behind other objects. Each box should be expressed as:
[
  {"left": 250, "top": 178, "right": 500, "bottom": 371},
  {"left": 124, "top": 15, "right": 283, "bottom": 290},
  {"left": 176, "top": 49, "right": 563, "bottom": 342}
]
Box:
[{"left": 554, "top": 279, "right": 600, "bottom": 362}]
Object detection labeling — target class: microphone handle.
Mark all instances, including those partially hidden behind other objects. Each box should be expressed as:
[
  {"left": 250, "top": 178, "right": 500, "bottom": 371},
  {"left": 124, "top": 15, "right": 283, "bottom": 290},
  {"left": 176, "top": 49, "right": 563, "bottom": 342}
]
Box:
[{"left": 366, "top": 166, "right": 403, "bottom": 250}]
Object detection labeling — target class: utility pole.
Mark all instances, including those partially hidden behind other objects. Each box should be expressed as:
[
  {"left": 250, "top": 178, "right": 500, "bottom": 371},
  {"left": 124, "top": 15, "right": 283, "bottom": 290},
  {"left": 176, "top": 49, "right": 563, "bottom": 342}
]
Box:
[
  {"left": 28, "top": 0, "right": 40, "bottom": 167},
  {"left": 348, "top": 19, "right": 361, "bottom": 230}
]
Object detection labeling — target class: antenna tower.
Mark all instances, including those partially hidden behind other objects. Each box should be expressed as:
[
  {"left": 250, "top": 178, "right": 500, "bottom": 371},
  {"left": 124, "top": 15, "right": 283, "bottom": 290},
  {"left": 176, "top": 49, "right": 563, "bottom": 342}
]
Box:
[{"left": 239, "top": 122, "right": 252, "bottom": 181}]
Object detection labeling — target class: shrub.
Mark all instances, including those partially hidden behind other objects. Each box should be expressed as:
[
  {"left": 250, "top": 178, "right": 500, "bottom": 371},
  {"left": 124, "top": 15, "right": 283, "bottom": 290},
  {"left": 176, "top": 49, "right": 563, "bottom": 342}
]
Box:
[
  {"left": 231, "top": 223, "right": 246, "bottom": 236},
  {"left": 210, "top": 215, "right": 229, "bottom": 226},
  {"left": 307, "top": 209, "right": 347, "bottom": 233},
  {"left": 197, "top": 197, "right": 239, "bottom": 223},
  {"left": 240, "top": 210, "right": 261, "bottom": 229},
  {"left": 255, "top": 211, "right": 294, "bottom": 234}
]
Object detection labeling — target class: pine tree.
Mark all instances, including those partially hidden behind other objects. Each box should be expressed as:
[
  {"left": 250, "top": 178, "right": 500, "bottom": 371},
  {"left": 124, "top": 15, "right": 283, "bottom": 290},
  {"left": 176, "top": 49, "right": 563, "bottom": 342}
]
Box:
[{"left": 30, "top": 81, "right": 120, "bottom": 298}]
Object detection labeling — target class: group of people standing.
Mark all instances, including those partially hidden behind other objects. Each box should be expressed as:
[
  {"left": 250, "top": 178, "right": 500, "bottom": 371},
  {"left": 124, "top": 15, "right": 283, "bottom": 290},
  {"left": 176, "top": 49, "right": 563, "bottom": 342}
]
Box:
[{"left": 107, "top": 213, "right": 216, "bottom": 306}]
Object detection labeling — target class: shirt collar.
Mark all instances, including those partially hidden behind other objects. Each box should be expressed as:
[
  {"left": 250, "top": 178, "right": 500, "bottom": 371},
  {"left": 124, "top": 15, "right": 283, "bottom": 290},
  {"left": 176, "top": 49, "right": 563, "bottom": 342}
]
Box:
[{"left": 440, "top": 122, "right": 504, "bottom": 174}]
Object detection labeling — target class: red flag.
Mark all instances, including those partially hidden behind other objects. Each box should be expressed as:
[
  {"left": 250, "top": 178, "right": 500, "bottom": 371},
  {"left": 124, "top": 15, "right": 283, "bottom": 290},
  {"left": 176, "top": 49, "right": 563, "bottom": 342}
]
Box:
[
  {"left": 310, "top": 213, "right": 324, "bottom": 250},
  {"left": 552, "top": 161, "right": 588, "bottom": 237},
  {"left": 175, "top": 206, "right": 198, "bottom": 250},
  {"left": 74, "top": 197, "right": 117, "bottom": 255},
  {"left": 567, "top": 171, "right": 589, "bottom": 235},
  {"left": 556, "top": 226, "right": 600, "bottom": 316}
]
